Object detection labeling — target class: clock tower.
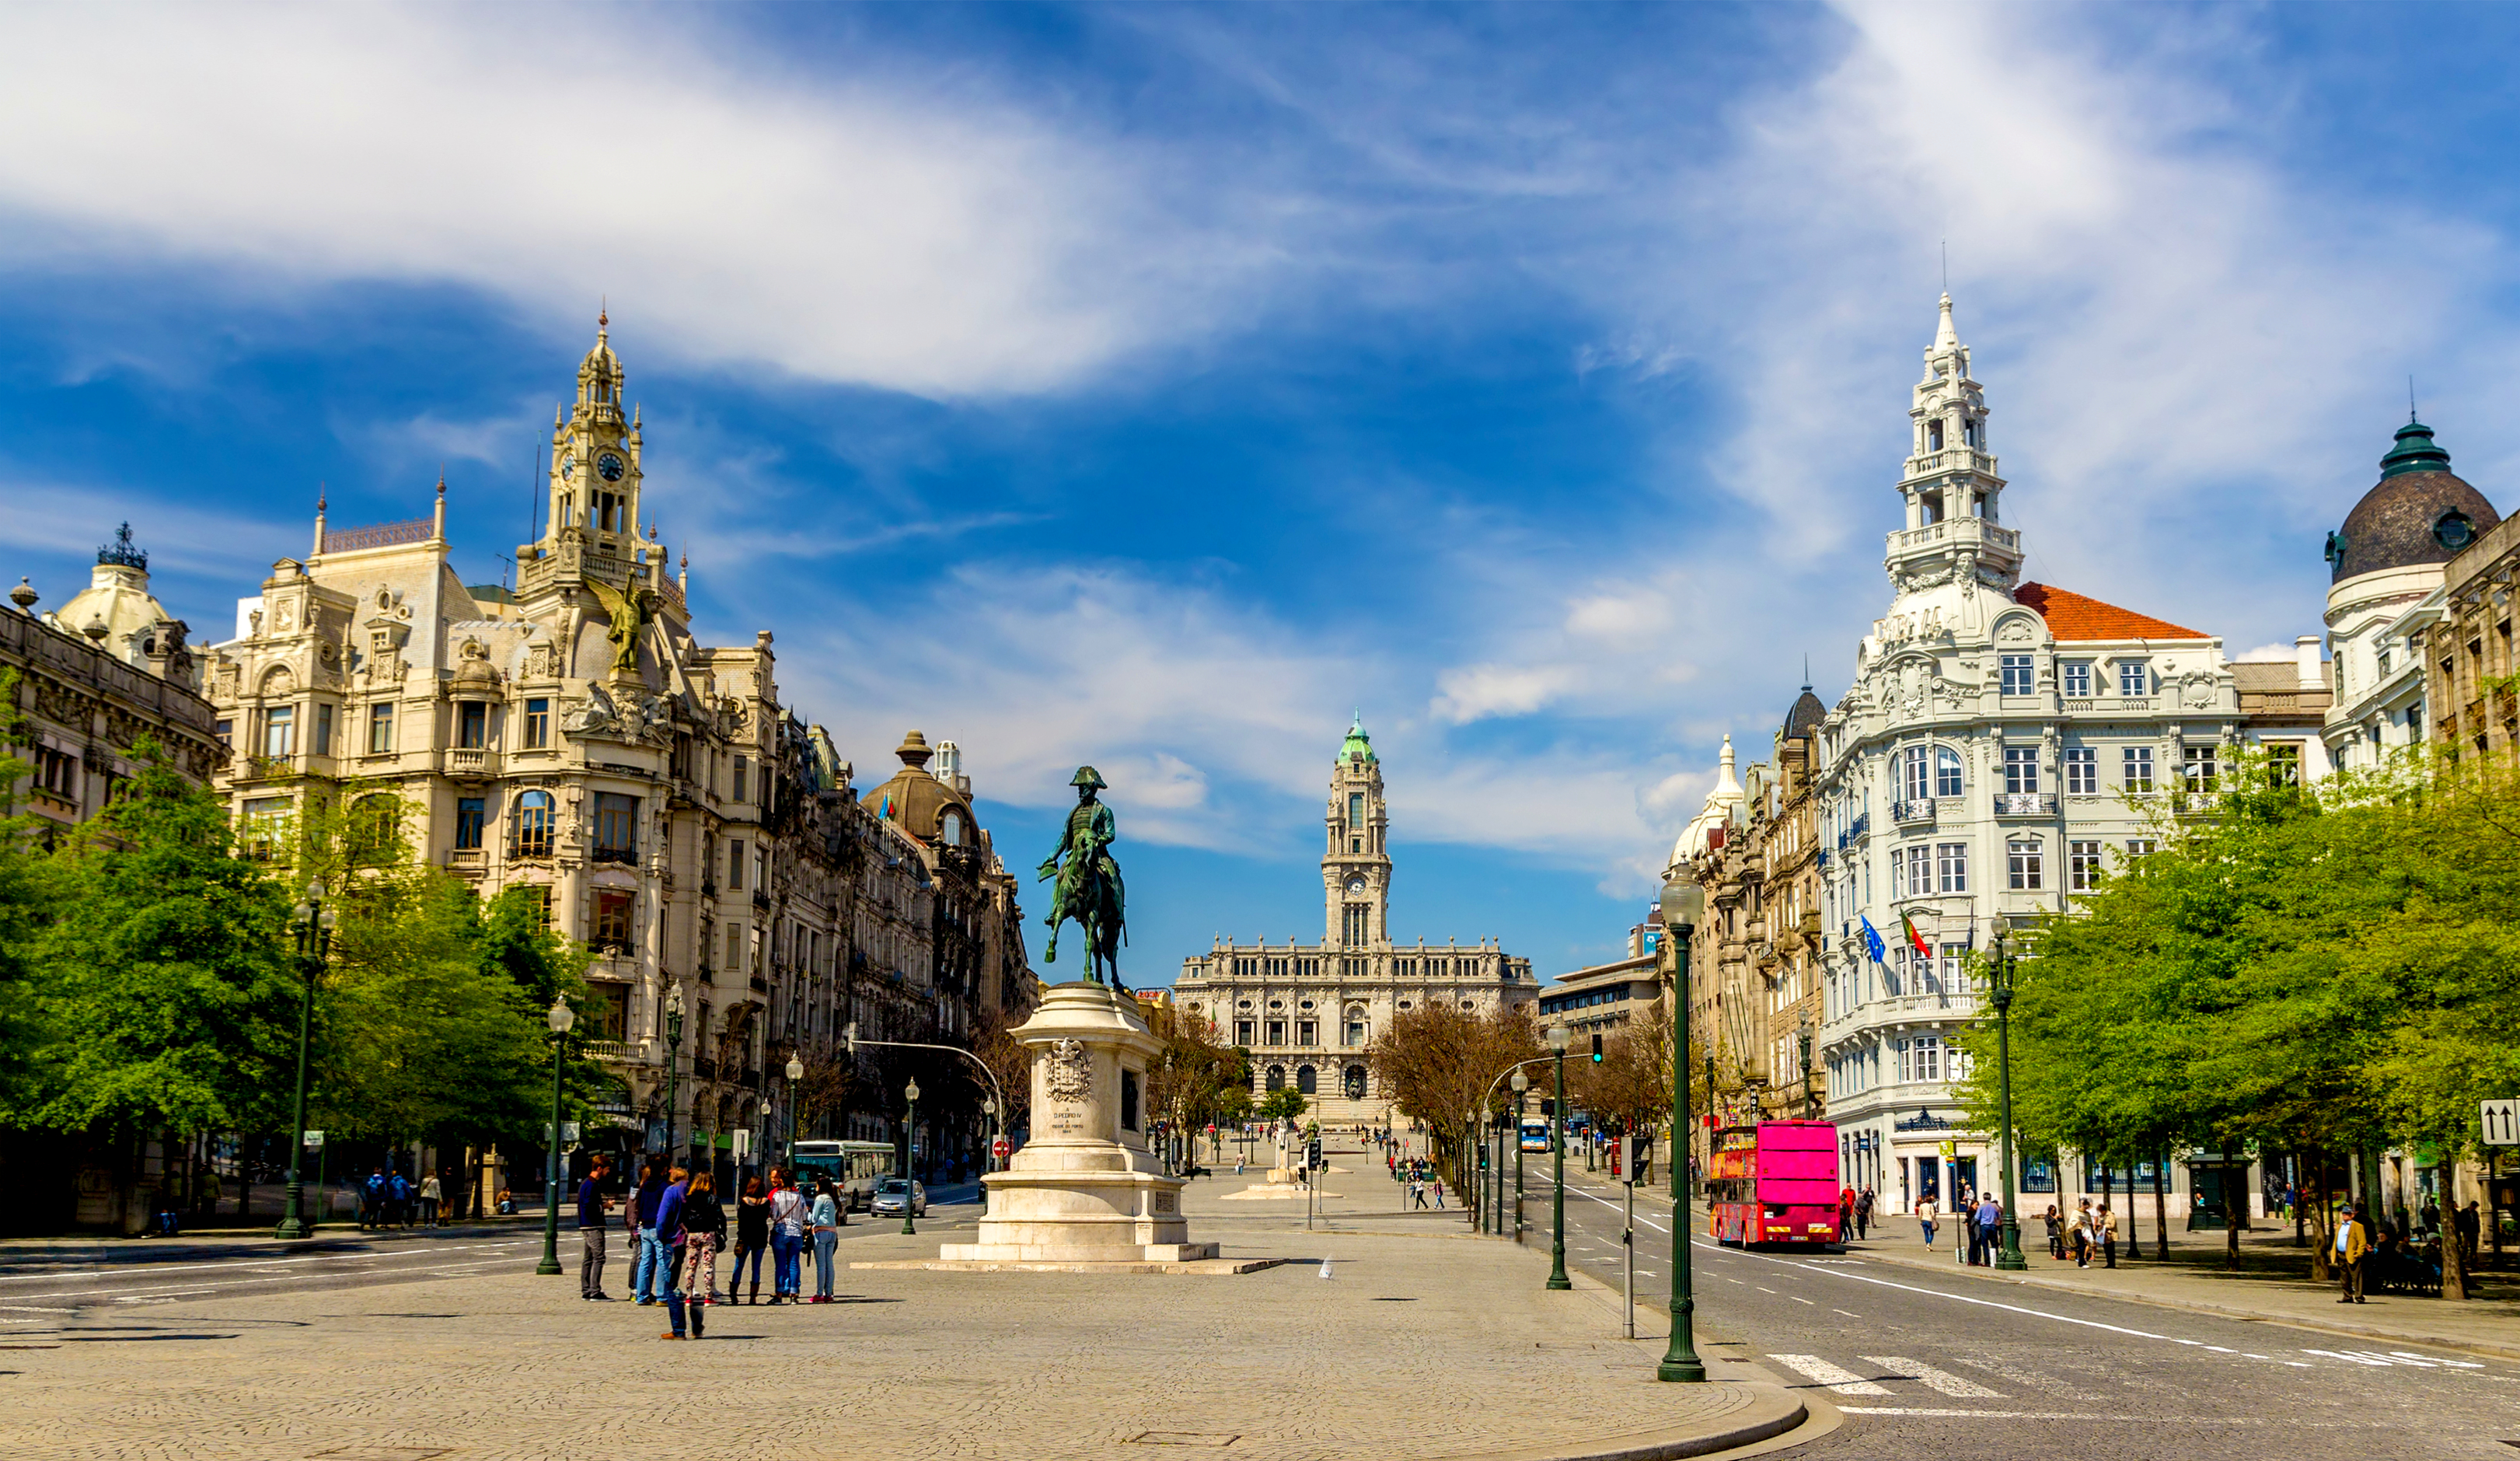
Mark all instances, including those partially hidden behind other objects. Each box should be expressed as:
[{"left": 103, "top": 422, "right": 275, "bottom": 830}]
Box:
[{"left": 1322, "top": 715, "right": 1391, "bottom": 949}]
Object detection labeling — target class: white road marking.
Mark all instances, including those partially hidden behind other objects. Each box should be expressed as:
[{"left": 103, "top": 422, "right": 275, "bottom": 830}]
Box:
[
  {"left": 1755, "top": 1287, "right": 1778, "bottom": 1295},
  {"left": 1860, "top": 1355, "right": 2004, "bottom": 1398},
  {"left": 0, "top": 1240, "right": 532, "bottom": 1286},
  {"left": 2305, "top": 1349, "right": 2394, "bottom": 1367},
  {"left": 1768, "top": 1354, "right": 1890, "bottom": 1395},
  {"left": 1833, "top": 1309, "right": 1862, "bottom": 1318},
  {"left": 2389, "top": 1351, "right": 2483, "bottom": 1369},
  {"left": 1791, "top": 1296, "right": 1814, "bottom": 1305}
]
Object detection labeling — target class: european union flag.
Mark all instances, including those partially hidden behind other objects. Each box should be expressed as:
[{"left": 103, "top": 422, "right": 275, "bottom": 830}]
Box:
[{"left": 1859, "top": 915, "right": 1887, "bottom": 963}]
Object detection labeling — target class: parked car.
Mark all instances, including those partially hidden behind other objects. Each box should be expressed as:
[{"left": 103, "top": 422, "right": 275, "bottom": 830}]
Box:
[{"left": 870, "top": 1177, "right": 927, "bottom": 1218}]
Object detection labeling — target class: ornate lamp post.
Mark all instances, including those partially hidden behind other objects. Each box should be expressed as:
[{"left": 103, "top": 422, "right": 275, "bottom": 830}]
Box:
[
  {"left": 1545, "top": 1024, "right": 1572, "bottom": 1290},
  {"left": 1660, "top": 873, "right": 1708, "bottom": 1383},
  {"left": 784, "top": 1053, "right": 805, "bottom": 1170},
  {"left": 901, "top": 1078, "right": 921, "bottom": 1236},
  {"left": 1991, "top": 928, "right": 2028, "bottom": 1272},
  {"left": 1510, "top": 1068, "right": 1529, "bottom": 1242},
  {"left": 662, "top": 982, "right": 686, "bottom": 1165},
  {"left": 274, "top": 881, "right": 335, "bottom": 1241},
  {"left": 537, "top": 996, "right": 574, "bottom": 1277},
  {"left": 1798, "top": 1012, "right": 1817, "bottom": 1120}
]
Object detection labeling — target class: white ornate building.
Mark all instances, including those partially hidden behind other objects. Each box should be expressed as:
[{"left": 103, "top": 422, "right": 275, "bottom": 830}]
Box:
[
  {"left": 1734, "top": 295, "right": 2250, "bottom": 1215},
  {"left": 1172, "top": 719, "right": 1537, "bottom": 1124},
  {"left": 203, "top": 320, "right": 1032, "bottom": 1176}
]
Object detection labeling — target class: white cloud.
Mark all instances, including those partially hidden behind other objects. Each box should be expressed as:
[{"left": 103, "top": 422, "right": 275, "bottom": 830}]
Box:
[{"left": 0, "top": 4, "right": 1255, "bottom": 397}]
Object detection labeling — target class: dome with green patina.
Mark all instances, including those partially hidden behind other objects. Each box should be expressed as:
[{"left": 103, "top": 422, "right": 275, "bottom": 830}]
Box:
[{"left": 1339, "top": 715, "right": 1376, "bottom": 764}]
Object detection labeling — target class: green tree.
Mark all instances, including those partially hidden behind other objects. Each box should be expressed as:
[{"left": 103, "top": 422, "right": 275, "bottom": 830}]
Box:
[{"left": 1256, "top": 1088, "right": 1309, "bottom": 1123}]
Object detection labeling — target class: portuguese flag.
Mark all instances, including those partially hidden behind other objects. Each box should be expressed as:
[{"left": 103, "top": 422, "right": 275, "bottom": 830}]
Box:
[{"left": 1899, "top": 911, "right": 1932, "bottom": 957}]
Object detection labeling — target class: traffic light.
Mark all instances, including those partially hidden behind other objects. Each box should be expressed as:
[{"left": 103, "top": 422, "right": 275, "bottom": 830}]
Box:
[
  {"left": 1590, "top": 1033, "right": 1603, "bottom": 1063},
  {"left": 1540, "top": 1098, "right": 1555, "bottom": 1118}
]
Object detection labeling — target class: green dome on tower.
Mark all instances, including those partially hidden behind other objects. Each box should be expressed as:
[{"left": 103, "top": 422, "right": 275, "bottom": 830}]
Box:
[
  {"left": 2380, "top": 417, "right": 2452, "bottom": 478},
  {"left": 1339, "top": 713, "right": 1376, "bottom": 764}
]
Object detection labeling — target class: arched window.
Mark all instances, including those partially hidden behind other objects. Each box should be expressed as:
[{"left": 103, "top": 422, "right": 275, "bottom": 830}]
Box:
[
  {"left": 940, "top": 809, "right": 963, "bottom": 845},
  {"left": 1264, "top": 1065, "right": 1286, "bottom": 1092},
  {"left": 515, "top": 789, "right": 554, "bottom": 858},
  {"left": 1344, "top": 1005, "right": 1369, "bottom": 1047},
  {"left": 1296, "top": 1064, "right": 1318, "bottom": 1096},
  {"left": 1342, "top": 1064, "right": 1366, "bottom": 1099},
  {"left": 1934, "top": 746, "right": 1964, "bottom": 799}
]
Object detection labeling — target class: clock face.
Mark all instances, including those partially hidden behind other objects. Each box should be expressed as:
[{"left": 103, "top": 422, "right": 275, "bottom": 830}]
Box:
[
  {"left": 559, "top": 456, "right": 576, "bottom": 479},
  {"left": 597, "top": 453, "right": 627, "bottom": 482},
  {"left": 1346, "top": 877, "right": 1366, "bottom": 894}
]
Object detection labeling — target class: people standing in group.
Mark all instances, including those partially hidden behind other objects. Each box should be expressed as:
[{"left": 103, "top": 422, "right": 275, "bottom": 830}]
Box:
[
  {"left": 767, "top": 1168, "right": 808, "bottom": 1304},
  {"left": 1917, "top": 1195, "right": 1939, "bottom": 1249},
  {"left": 576, "top": 1154, "right": 614, "bottom": 1300},
  {"left": 680, "top": 1173, "right": 725, "bottom": 1310},
  {"left": 655, "top": 1165, "right": 693, "bottom": 1338},
  {"left": 731, "top": 1176, "right": 770, "bottom": 1304},
  {"left": 809, "top": 1179, "right": 842, "bottom": 1304},
  {"left": 1838, "top": 1186, "right": 1855, "bottom": 1242},
  {"left": 2335, "top": 1202, "right": 2370, "bottom": 1304},
  {"left": 1964, "top": 1194, "right": 1986, "bottom": 1265},
  {"left": 632, "top": 1161, "right": 668, "bottom": 1305},
  {"left": 1853, "top": 1187, "right": 1874, "bottom": 1241}
]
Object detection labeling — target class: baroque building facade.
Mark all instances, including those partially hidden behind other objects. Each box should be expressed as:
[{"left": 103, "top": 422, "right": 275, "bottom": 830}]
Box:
[
  {"left": 1172, "top": 719, "right": 1537, "bottom": 1125},
  {"left": 202, "top": 322, "right": 1032, "bottom": 1176},
  {"left": 1700, "top": 295, "right": 2255, "bottom": 1217}
]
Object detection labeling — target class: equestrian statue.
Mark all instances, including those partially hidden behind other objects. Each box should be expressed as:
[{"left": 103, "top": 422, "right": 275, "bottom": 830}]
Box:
[{"left": 1038, "top": 766, "right": 1127, "bottom": 991}]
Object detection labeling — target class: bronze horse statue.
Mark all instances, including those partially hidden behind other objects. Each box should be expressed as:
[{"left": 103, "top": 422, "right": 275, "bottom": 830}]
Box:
[{"left": 1038, "top": 766, "right": 1127, "bottom": 991}]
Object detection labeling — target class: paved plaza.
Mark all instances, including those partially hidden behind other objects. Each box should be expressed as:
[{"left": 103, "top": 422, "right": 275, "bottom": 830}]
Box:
[{"left": 0, "top": 1150, "right": 1802, "bottom": 1461}]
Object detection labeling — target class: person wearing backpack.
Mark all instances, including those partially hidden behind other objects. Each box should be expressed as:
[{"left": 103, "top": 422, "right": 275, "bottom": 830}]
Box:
[{"left": 362, "top": 1168, "right": 388, "bottom": 1232}]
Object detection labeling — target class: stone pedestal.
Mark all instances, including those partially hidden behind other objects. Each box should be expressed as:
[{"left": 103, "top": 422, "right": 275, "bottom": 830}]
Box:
[{"left": 939, "top": 982, "right": 1219, "bottom": 1264}]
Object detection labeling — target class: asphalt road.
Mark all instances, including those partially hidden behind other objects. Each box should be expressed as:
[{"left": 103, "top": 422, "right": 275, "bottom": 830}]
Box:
[
  {"left": 0, "top": 1190, "right": 988, "bottom": 1318},
  {"left": 1531, "top": 1166, "right": 2519, "bottom": 1460}
]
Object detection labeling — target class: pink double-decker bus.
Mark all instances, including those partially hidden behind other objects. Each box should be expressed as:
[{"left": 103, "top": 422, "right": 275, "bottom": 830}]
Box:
[{"left": 1707, "top": 1120, "right": 1841, "bottom": 1248}]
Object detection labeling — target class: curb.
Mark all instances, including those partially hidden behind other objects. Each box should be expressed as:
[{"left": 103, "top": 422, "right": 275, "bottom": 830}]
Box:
[
  {"left": 1440, "top": 1387, "right": 1808, "bottom": 1461},
  {"left": 1849, "top": 1244, "right": 2520, "bottom": 1364}
]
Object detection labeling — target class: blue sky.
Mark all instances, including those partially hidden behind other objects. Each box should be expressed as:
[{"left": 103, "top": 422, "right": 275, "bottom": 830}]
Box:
[{"left": 6, "top": 3, "right": 2520, "bottom": 983}]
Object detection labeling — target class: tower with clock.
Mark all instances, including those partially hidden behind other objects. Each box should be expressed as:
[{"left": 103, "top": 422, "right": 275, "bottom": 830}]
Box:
[
  {"left": 1322, "top": 714, "right": 1389, "bottom": 949},
  {"left": 540, "top": 310, "right": 646, "bottom": 567}
]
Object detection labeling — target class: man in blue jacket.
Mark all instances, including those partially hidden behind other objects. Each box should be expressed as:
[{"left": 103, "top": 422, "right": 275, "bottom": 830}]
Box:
[{"left": 653, "top": 1166, "right": 690, "bottom": 1339}]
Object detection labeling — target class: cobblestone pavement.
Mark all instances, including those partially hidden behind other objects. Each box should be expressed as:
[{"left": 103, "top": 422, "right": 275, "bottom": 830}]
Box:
[{"left": 0, "top": 1159, "right": 1796, "bottom": 1461}]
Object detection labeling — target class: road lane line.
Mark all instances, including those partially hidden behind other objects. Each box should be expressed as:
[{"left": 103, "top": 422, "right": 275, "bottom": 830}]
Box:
[
  {"left": 1767, "top": 1354, "right": 1890, "bottom": 1395},
  {"left": 1860, "top": 1355, "right": 2003, "bottom": 1398},
  {"left": 0, "top": 1240, "right": 533, "bottom": 1285}
]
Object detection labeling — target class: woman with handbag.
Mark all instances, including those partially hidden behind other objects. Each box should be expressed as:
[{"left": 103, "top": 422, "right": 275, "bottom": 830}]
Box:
[{"left": 678, "top": 1173, "right": 727, "bottom": 1328}]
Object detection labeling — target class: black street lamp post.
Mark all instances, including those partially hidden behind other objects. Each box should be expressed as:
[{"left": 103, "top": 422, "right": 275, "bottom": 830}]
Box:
[
  {"left": 1660, "top": 874, "right": 1708, "bottom": 1383},
  {"left": 662, "top": 983, "right": 685, "bottom": 1166},
  {"left": 1546, "top": 1024, "right": 1571, "bottom": 1290},
  {"left": 784, "top": 1053, "right": 805, "bottom": 1170},
  {"left": 538, "top": 995, "right": 574, "bottom": 1277},
  {"left": 901, "top": 1078, "right": 920, "bottom": 1236},
  {"left": 274, "top": 881, "right": 335, "bottom": 1241},
  {"left": 1991, "top": 928, "right": 2028, "bottom": 1272},
  {"left": 1510, "top": 1069, "right": 1529, "bottom": 1243},
  {"left": 1798, "top": 1012, "right": 1817, "bottom": 1120}
]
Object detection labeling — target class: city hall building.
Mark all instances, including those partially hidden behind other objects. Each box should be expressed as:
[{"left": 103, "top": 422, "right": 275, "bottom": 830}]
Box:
[{"left": 1172, "top": 720, "right": 1537, "bottom": 1126}]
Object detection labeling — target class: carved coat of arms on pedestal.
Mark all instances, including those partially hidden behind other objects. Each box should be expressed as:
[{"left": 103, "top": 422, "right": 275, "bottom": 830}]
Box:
[{"left": 1044, "top": 1037, "right": 1092, "bottom": 1104}]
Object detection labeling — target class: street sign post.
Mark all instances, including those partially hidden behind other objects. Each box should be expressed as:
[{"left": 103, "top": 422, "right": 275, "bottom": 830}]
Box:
[
  {"left": 2483, "top": 1099, "right": 2518, "bottom": 1147},
  {"left": 303, "top": 1129, "right": 325, "bottom": 1149},
  {"left": 993, "top": 1137, "right": 1012, "bottom": 1159},
  {"left": 1620, "top": 1136, "right": 1641, "bottom": 1339}
]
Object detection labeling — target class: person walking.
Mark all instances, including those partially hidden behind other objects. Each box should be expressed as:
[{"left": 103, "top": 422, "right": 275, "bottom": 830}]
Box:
[
  {"left": 632, "top": 1161, "right": 668, "bottom": 1305},
  {"left": 767, "top": 1169, "right": 808, "bottom": 1304},
  {"left": 731, "top": 1176, "right": 770, "bottom": 1304},
  {"left": 810, "top": 1179, "right": 842, "bottom": 1303},
  {"left": 419, "top": 1170, "right": 442, "bottom": 1227},
  {"left": 1917, "top": 1195, "right": 1939, "bottom": 1250},
  {"left": 1409, "top": 1177, "right": 1426, "bottom": 1210},
  {"left": 2099, "top": 1202, "right": 2120, "bottom": 1269},
  {"left": 2044, "top": 1204, "right": 2064, "bottom": 1260},
  {"left": 1432, "top": 1178, "right": 1446, "bottom": 1210},
  {"left": 1854, "top": 1187, "right": 1873, "bottom": 1241},
  {"left": 389, "top": 1169, "right": 413, "bottom": 1230},
  {"left": 1975, "top": 1193, "right": 2001, "bottom": 1266},
  {"left": 2071, "top": 1199, "right": 2094, "bottom": 1267},
  {"left": 576, "top": 1154, "right": 614, "bottom": 1300},
  {"left": 679, "top": 1173, "right": 725, "bottom": 1312},
  {"left": 361, "top": 1168, "right": 386, "bottom": 1231},
  {"left": 2336, "top": 1203, "right": 2371, "bottom": 1305}
]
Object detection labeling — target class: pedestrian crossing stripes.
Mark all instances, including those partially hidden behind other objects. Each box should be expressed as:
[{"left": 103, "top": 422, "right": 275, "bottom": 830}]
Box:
[
  {"left": 1766, "top": 1354, "right": 1892, "bottom": 1394},
  {"left": 1858, "top": 1356, "right": 2003, "bottom": 1396}
]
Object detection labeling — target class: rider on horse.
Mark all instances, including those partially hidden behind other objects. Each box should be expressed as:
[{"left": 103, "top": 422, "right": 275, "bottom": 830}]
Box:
[{"left": 1038, "top": 766, "right": 1127, "bottom": 990}]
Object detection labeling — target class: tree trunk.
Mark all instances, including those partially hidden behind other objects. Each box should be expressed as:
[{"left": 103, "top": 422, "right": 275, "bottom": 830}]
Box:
[
  {"left": 2307, "top": 1148, "right": 2332, "bottom": 1281},
  {"left": 2442, "top": 1145, "right": 2470, "bottom": 1300},
  {"left": 2152, "top": 1157, "right": 2168, "bottom": 1261}
]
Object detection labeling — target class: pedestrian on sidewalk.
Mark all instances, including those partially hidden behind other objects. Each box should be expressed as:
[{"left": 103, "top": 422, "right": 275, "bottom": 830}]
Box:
[
  {"left": 419, "top": 1170, "right": 442, "bottom": 1227},
  {"left": 1917, "top": 1196, "right": 1938, "bottom": 1249},
  {"left": 731, "top": 1176, "right": 770, "bottom": 1304},
  {"left": 1409, "top": 1178, "right": 1426, "bottom": 1209},
  {"left": 2071, "top": 1199, "right": 2094, "bottom": 1267},
  {"left": 389, "top": 1169, "right": 413, "bottom": 1229},
  {"left": 680, "top": 1173, "right": 724, "bottom": 1307},
  {"left": 632, "top": 1160, "right": 668, "bottom": 1305},
  {"left": 577, "top": 1154, "right": 614, "bottom": 1300},
  {"left": 1840, "top": 1186, "right": 1855, "bottom": 1241},
  {"left": 362, "top": 1168, "right": 386, "bottom": 1231},
  {"left": 767, "top": 1169, "right": 807, "bottom": 1303},
  {"left": 810, "top": 1179, "right": 841, "bottom": 1303},
  {"left": 656, "top": 1167, "right": 693, "bottom": 1339},
  {"left": 1433, "top": 1179, "right": 1445, "bottom": 1210},
  {"left": 1975, "top": 1194, "right": 2001, "bottom": 1265},
  {"left": 1855, "top": 1187, "right": 1873, "bottom": 1240},
  {"left": 2335, "top": 1203, "right": 2370, "bottom": 1305},
  {"left": 2043, "top": 1204, "right": 2064, "bottom": 1260},
  {"left": 2099, "top": 1203, "right": 2119, "bottom": 1268}
]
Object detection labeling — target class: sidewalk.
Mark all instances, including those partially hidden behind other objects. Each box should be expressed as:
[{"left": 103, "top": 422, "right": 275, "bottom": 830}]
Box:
[
  {"left": 1844, "top": 1207, "right": 2520, "bottom": 1361},
  {"left": 0, "top": 1145, "right": 1808, "bottom": 1461}
]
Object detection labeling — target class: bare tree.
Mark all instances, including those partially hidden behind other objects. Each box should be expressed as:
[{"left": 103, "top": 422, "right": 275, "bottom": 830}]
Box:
[{"left": 1366, "top": 1003, "right": 1543, "bottom": 1198}]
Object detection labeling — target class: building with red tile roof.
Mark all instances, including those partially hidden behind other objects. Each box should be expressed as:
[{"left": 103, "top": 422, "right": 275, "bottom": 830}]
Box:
[{"left": 2012, "top": 582, "right": 2206, "bottom": 643}]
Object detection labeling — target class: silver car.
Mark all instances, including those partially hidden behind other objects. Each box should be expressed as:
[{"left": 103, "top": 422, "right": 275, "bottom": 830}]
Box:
[{"left": 870, "top": 1177, "right": 927, "bottom": 1218}]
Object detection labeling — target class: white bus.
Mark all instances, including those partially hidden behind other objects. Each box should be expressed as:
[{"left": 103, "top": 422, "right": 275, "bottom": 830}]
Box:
[
  {"left": 1520, "top": 1117, "right": 1552, "bottom": 1154},
  {"left": 788, "top": 1141, "right": 898, "bottom": 1211}
]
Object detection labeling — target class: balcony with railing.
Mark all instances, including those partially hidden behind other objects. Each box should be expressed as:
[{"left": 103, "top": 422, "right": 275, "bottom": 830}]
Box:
[
  {"left": 1884, "top": 514, "right": 2019, "bottom": 555},
  {"left": 1835, "top": 812, "right": 1870, "bottom": 850},
  {"left": 446, "top": 747, "right": 496, "bottom": 778},
  {"left": 1889, "top": 798, "right": 1937, "bottom": 825},
  {"left": 1992, "top": 792, "right": 2055, "bottom": 817}
]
